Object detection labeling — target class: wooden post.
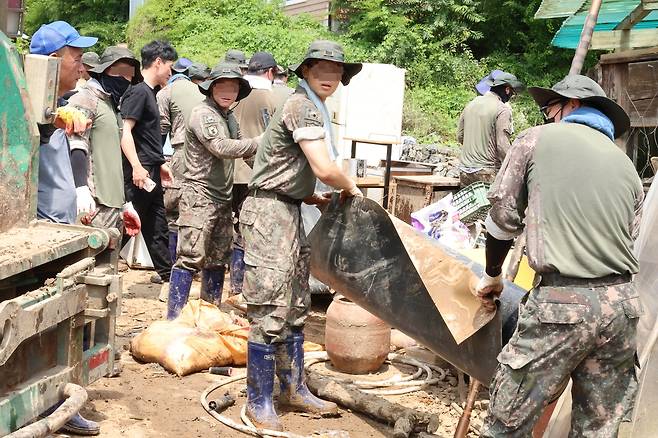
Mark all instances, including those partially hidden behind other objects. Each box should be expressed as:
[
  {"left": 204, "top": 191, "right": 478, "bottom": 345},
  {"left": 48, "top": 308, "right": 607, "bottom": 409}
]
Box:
[{"left": 570, "top": 0, "right": 603, "bottom": 75}]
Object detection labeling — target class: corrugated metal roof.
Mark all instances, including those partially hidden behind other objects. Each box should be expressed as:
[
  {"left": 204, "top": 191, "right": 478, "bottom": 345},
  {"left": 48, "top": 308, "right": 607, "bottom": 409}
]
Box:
[
  {"left": 542, "top": 0, "right": 658, "bottom": 48},
  {"left": 535, "top": 0, "right": 588, "bottom": 19}
]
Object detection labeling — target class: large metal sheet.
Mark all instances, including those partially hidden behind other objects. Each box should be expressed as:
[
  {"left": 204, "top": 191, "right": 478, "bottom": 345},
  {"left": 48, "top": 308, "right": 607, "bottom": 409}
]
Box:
[{"left": 309, "top": 197, "right": 526, "bottom": 384}]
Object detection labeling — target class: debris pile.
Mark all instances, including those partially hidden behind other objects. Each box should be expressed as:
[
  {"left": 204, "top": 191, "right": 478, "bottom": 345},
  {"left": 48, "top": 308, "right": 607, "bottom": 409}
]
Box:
[{"left": 399, "top": 138, "right": 461, "bottom": 178}]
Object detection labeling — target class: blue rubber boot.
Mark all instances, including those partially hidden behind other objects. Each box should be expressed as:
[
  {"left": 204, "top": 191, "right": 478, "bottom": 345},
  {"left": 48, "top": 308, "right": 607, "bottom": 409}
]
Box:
[
  {"left": 61, "top": 413, "right": 101, "bottom": 436},
  {"left": 246, "top": 342, "right": 282, "bottom": 431},
  {"left": 201, "top": 267, "right": 225, "bottom": 306},
  {"left": 167, "top": 267, "right": 194, "bottom": 320},
  {"left": 275, "top": 330, "right": 339, "bottom": 416},
  {"left": 230, "top": 248, "right": 245, "bottom": 296},
  {"left": 168, "top": 231, "right": 178, "bottom": 266},
  {"left": 40, "top": 403, "right": 100, "bottom": 436}
]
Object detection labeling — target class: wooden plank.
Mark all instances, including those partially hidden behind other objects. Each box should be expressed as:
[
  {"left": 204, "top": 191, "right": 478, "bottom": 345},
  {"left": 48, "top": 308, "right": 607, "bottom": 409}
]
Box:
[
  {"left": 628, "top": 97, "right": 658, "bottom": 127},
  {"left": 591, "top": 29, "right": 658, "bottom": 51},
  {"left": 392, "top": 175, "right": 460, "bottom": 187},
  {"left": 627, "top": 60, "right": 658, "bottom": 100},
  {"left": 615, "top": 4, "right": 650, "bottom": 30},
  {"left": 600, "top": 47, "right": 658, "bottom": 65}
]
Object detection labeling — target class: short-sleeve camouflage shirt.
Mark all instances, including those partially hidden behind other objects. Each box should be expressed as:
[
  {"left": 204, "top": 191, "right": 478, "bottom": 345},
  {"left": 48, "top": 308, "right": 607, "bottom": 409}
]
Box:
[{"left": 248, "top": 87, "right": 325, "bottom": 200}]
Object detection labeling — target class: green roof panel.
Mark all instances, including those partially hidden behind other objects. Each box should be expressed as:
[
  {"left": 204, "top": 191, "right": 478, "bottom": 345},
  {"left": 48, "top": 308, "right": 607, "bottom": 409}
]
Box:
[
  {"left": 535, "top": 0, "right": 588, "bottom": 19},
  {"left": 538, "top": 0, "right": 658, "bottom": 48}
]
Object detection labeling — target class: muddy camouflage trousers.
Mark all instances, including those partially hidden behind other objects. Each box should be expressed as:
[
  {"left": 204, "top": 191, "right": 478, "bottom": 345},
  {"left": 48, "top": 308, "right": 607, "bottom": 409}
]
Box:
[
  {"left": 240, "top": 196, "right": 311, "bottom": 344},
  {"left": 482, "top": 281, "right": 641, "bottom": 437},
  {"left": 164, "top": 187, "right": 181, "bottom": 232},
  {"left": 173, "top": 186, "right": 233, "bottom": 272},
  {"left": 89, "top": 205, "right": 123, "bottom": 232}
]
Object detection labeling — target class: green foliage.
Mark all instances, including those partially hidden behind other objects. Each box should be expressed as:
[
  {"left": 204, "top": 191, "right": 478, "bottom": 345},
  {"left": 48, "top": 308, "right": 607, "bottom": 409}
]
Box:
[
  {"left": 127, "top": 0, "right": 364, "bottom": 69},
  {"left": 23, "top": 0, "right": 589, "bottom": 144},
  {"left": 24, "top": 0, "right": 128, "bottom": 52}
]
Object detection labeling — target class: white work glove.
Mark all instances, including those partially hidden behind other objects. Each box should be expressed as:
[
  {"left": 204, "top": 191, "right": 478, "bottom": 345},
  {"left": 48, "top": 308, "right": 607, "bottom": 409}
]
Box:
[
  {"left": 339, "top": 184, "right": 364, "bottom": 204},
  {"left": 475, "top": 272, "right": 504, "bottom": 312},
  {"left": 76, "top": 186, "right": 96, "bottom": 215},
  {"left": 122, "top": 202, "right": 142, "bottom": 237}
]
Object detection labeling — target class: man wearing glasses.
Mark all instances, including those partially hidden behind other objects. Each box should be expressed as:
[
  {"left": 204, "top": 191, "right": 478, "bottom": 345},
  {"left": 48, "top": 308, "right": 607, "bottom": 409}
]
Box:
[{"left": 477, "top": 75, "right": 643, "bottom": 437}]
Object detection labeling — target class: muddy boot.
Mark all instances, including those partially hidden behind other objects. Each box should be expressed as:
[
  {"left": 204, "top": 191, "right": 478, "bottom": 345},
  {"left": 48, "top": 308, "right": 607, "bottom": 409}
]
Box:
[
  {"left": 246, "top": 342, "right": 283, "bottom": 431},
  {"left": 200, "top": 267, "right": 225, "bottom": 307},
  {"left": 275, "top": 330, "right": 339, "bottom": 416},
  {"left": 62, "top": 413, "right": 101, "bottom": 436},
  {"left": 168, "top": 231, "right": 178, "bottom": 265},
  {"left": 229, "top": 247, "right": 245, "bottom": 296},
  {"left": 167, "top": 267, "right": 193, "bottom": 320},
  {"left": 41, "top": 404, "right": 100, "bottom": 436}
]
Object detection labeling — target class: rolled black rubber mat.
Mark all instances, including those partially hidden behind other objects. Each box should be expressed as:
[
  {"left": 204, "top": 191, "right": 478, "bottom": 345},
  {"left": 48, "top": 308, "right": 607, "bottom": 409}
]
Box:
[{"left": 309, "top": 196, "right": 526, "bottom": 384}]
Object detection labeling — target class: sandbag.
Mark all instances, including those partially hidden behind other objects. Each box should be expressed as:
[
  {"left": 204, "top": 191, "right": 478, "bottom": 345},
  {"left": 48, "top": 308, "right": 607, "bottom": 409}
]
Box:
[{"left": 130, "top": 300, "right": 249, "bottom": 376}]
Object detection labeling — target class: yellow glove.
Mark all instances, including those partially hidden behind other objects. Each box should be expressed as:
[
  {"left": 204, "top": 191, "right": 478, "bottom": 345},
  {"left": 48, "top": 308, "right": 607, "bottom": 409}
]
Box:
[{"left": 54, "top": 106, "right": 91, "bottom": 136}]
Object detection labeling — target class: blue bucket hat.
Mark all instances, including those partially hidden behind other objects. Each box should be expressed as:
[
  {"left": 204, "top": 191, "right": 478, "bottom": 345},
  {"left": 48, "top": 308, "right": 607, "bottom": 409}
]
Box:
[{"left": 30, "top": 21, "right": 98, "bottom": 55}]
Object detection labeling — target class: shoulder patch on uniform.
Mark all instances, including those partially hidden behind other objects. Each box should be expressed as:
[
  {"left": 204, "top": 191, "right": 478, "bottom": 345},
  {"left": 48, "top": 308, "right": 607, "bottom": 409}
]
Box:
[
  {"left": 203, "top": 123, "right": 220, "bottom": 138},
  {"left": 202, "top": 114, "right": 218, "bottom": 124},
  {"left": 303, "top": 106, "right": 322, "bottom": 126}
]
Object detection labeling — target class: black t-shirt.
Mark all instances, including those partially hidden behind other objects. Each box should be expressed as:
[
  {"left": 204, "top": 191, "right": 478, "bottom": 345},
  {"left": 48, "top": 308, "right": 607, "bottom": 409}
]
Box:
[{"left": 121, "top": 82, "right": 164, "bottom": 167}]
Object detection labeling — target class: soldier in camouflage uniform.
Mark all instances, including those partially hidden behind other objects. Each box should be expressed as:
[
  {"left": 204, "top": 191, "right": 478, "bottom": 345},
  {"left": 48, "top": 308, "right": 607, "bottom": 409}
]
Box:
[
  {"left": 166, "top": 63, "right": 259, "bottom": 320},
  {"left": 457, "top": 72, "right": 523, "bottom": 187},
  {"left": 476, "top": 75, "right": 644, "bottom": 437},
  {"left": 67, "top": 46, "right": 142, "bottom": 237},
  {"left": 157, "top": 62, "right": 209, "bottom": 264},
  {"left": 240, "top": 40, "right": 363, "bottom": 431}
]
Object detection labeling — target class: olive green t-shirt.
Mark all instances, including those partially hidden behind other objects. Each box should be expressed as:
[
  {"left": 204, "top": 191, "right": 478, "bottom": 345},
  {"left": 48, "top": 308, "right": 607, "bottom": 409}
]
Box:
[
  {"left": 487, "top": 123, "right": 643, "bottom": 278},
  {"left": 458, "top": 92, "right": 513, "bottom": 169},
  {"left": 249, "top": 88, "right": 324, "bottom": 200},
  {"left": 68, "top": 84, "right": 125, "bottom": 208}
]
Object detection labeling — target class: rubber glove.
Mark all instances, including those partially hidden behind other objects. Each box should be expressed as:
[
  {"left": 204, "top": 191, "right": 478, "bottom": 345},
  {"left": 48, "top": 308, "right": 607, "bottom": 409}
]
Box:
[
  {"left": 76, "top": 186, "right": 96, "bottom": 215},
  {"left": 339, "top": 184, "right": 364, "bottom": 204},
  {"left": 54, "top": 106, "right": 92, "bottom": 136},
  {"left": 122, "top": 202, "right": 141, "bottom": 237},
  {"left": 476, "top": 272, "right": 504, "bottom": 312}
]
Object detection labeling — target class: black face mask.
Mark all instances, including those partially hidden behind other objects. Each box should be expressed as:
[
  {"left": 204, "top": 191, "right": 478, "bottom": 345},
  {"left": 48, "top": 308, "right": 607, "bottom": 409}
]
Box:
[
  {"left": 542, "top": 103, "right": 566, "bottom": 124},
  {"left": 100, "top": 74, "right": 131, "bottom": 107},
  {"left": 492, "top": 86, "right": 513, "bottom": 103}
]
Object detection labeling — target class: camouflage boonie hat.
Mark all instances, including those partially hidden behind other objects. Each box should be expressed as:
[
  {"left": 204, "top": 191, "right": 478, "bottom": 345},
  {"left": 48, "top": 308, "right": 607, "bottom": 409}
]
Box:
[
  {"left": 528, "top": 74, "right": 630, "bottom": 138},
  {"left": 187, "top": 62, "right": 210, "bottom": 81},
  {"left": 486, "top": 72, "right": 524, "bottom": 92},
  {"left": 198, "top": 62, "right": 251, "bottom": 101},
  {"left": 290, "top": 40, "right": 363, "bottom": 86},
  {"left": 224, "top": 49, "right": 248, "bottom": 68},
  {"left": 89, "top": 46, "right": 142, "bottom": 84},
  {"left": 82, "top": 51, "right": 100, "bottom": 68}
]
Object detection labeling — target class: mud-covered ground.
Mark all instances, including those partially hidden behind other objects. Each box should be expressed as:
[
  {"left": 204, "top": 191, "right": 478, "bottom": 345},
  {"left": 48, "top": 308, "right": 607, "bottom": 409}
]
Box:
[{"left": 65, "top": 268, "right": 488, "bottom": 438}]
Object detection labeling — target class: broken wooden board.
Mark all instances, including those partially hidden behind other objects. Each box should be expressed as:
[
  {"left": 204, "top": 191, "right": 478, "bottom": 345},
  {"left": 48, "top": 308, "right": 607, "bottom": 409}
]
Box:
[{"left": 390, "top": 216, "right": 495, "bottom": 344}]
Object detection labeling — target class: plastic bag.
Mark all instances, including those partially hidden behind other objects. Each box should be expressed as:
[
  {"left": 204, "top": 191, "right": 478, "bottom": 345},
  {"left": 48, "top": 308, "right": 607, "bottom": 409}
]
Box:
[
  {"left": 410, "top": 193, "right": 474, "bottom": 250},
  {"left": 130, "top": 300, "right": 249, "bottom": 376}
]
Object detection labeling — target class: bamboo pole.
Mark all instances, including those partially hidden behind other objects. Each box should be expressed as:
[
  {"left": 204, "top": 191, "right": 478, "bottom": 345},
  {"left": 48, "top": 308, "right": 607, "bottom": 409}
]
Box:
[{"left": 570, "top": 0, "right": 603, "bottom": 75}]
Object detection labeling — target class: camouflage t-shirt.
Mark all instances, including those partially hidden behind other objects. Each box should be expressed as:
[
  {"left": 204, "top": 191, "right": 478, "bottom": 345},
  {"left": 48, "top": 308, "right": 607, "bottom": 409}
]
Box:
[
  {"left": 249, "top": 87, "right": 324, "bottom": 200},
  {"left": 485, "top": 122, "right": 643, "bottom": 278},
  {"left": 183, "top": 98, "right": 259, "bottom": 203}
]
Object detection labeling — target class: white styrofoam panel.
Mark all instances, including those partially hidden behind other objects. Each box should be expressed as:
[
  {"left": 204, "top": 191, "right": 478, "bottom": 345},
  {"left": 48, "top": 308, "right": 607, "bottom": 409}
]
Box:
[{"left": 342, "top": 63, "right": 406, "bottom": 145}]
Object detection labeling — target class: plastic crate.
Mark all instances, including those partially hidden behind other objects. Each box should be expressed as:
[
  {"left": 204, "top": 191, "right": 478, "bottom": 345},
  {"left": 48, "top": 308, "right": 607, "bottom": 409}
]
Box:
[{"left": 452, "top": 182, "right": 491, "bottom": 223}]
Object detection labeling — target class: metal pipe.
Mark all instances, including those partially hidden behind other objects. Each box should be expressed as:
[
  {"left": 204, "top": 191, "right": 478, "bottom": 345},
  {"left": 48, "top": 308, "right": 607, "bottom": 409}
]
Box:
[
  {"left": 7, "top": 383, "right": 88, "bottom": 438},
  {"left": 454, "top": 379, "right": 481, "bottom": 438},
  {"left": 569, "top": 0, "right": 603, "bottom": 75}
]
